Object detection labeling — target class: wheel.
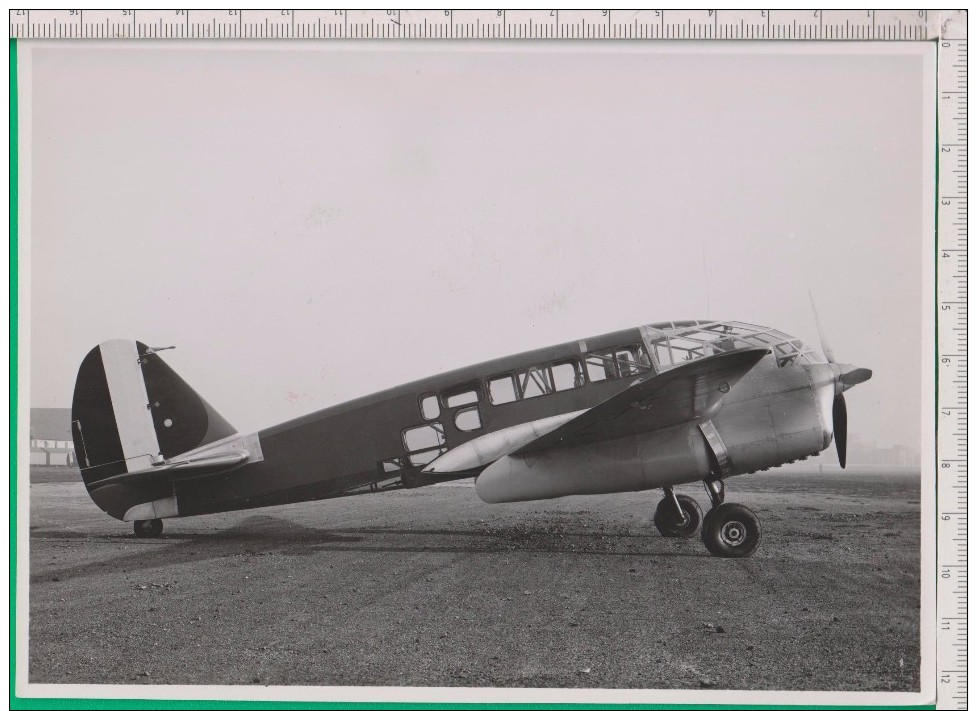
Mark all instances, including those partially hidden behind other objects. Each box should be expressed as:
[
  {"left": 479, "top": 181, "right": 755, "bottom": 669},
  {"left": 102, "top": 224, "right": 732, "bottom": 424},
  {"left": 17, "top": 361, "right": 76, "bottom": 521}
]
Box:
[
  {"left": 133, "top": 519, "right": 163, "bottom": 538},
  {"left": 701, "top": 503, "right": 761, "bottom": 558},
  {"left": 653, "top": 494, "right": 703, "bottom": 538}
]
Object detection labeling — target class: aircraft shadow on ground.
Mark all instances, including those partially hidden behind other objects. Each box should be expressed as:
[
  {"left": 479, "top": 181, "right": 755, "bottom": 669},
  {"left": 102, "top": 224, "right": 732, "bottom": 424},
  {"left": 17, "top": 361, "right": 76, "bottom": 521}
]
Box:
[{"left": 31, "top": 515, "right": 705, "bottom": 583}]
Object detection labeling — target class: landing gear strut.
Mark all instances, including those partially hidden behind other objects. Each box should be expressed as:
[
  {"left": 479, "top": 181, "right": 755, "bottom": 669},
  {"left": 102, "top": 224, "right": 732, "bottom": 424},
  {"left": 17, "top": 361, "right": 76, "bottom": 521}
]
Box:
[
  {"left": 705, "top": 478, "right": 725, "bottom": 508},
  {"left": 700, "top": 479, "right": 761, "bottom": 558},
  {"left": 653, "top": 487, "right": 702, "bottom": 538},
  {"left": 133, "top": 518, "right": 163, "bottom": 538}
]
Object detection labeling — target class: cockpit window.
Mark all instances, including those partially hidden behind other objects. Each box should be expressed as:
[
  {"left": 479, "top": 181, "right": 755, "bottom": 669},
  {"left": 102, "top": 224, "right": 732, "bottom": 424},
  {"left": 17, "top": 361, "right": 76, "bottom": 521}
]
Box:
[
  {"left": 640, "top": 320, "right": 824, "bottom": 370},
  {"left": 584, "top": 345, "right": 652, "bottom": 381}
]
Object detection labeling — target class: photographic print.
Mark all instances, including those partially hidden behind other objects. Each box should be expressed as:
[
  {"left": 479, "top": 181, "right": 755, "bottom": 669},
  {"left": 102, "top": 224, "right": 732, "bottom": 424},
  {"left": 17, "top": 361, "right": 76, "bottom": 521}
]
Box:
[{"left": 13, "top": 18, "right": 939, "bottom": 708}]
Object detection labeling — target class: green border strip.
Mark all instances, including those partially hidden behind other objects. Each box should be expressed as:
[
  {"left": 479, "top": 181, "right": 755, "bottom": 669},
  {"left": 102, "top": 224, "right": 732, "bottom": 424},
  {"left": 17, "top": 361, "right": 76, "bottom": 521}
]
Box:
[
  {"left": 9, "top": 35, "right": 20, "bottom": 711},
  {"left": 4, "top": 36, "right": 937, "bottom": 711}
]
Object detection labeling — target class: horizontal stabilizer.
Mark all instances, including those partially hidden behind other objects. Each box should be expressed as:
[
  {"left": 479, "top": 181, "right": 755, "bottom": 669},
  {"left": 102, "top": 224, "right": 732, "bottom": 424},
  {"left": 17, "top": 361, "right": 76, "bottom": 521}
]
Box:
[
  {"left": 510, "top": 347, "right": 768, "bottom": 456},
  {"left": 87, "top": 450, "right": 249, "bottom": 492}
]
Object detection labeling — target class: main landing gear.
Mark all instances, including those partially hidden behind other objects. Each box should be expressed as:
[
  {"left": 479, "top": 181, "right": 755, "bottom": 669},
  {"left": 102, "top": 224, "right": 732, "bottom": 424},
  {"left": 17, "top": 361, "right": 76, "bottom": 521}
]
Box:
[
  {"left": 700, "top": 479, "right": 761, "bottom": 558},
  {"left": 653, "top": 487, "right": 703, "bottom": 538},
  {"left": 654, "top": 480, "right": 762, "bottom": 558},
  {"left": 133, "top": 518, "right": 164, "bottom": 538}
]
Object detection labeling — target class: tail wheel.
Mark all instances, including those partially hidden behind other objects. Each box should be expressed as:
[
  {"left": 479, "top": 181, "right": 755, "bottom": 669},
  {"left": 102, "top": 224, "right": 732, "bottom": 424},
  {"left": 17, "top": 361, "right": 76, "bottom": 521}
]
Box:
[
  {"left": 702, "top": 503, "right": 761, "bottom": 558},
  {"left": 654, "top": 494, "right": 703, "bottom": 538},
  {"left": 134, "top": 519, "right": 163, "bottom": 538}
]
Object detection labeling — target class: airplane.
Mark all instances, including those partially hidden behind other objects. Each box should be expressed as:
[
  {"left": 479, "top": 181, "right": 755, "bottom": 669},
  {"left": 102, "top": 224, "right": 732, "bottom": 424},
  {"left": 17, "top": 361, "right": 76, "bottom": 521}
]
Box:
[{"left": 69, "top": 318, "right": 871, "bottom": 557}]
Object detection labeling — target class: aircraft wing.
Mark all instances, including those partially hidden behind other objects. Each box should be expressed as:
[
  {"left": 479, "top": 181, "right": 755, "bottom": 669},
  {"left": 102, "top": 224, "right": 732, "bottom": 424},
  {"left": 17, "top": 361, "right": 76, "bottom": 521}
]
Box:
[
  {"left": 424, "top": 347, "right": 768, "bottom": 475},
  {"left": 510, "top": 347, "right": 768, "bottom": 456}
]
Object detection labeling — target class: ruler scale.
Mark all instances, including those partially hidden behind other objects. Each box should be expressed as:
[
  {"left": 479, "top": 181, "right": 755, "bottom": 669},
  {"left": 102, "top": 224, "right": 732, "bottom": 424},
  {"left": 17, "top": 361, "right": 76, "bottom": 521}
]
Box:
[
  {"left": 8, "top": 8, "right": 967, "bottom": 709},
  {"left": 936, "top": 18, "right": 969, "bottom": 710},
  {"left": 4, "top": 10, "right": 947, "bottom": 41}
]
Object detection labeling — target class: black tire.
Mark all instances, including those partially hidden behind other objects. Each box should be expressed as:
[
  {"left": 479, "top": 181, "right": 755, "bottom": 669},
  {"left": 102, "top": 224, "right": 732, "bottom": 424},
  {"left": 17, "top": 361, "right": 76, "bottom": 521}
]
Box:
[
  {"left": 653, "top": 494, "right": 703, "bottom": 538},
  {"left": 701, "top": 503, "right": 761, "bottom": 558},
  {"left": 134, "top": 519, "right": 163, "bottom": 538}
]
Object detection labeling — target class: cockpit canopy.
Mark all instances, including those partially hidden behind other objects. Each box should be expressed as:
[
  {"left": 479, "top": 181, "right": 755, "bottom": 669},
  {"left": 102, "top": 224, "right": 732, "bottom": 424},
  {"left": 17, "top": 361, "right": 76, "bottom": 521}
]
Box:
[{"left": 639, "top": 320, "right": 825, "bottom": 372}]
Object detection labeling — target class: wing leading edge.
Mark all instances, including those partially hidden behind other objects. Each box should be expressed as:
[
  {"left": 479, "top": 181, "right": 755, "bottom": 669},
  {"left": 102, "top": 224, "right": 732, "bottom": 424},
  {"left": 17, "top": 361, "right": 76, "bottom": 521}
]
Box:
[{"left": 509, "top": 347, "right": 768, "bottom": 456}]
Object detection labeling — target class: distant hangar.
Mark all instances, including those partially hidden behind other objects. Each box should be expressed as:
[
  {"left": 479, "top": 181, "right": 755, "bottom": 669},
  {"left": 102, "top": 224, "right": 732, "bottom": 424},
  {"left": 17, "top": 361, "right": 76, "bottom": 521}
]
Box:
[{"left": 30, "top": 408, "right": 76, "bottom": 467}]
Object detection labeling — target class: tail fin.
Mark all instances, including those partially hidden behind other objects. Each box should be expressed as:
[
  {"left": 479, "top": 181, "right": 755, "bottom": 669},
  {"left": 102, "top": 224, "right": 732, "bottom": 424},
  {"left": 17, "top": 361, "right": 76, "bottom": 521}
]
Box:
[{"left": 71, "top": 340, "right": 236, "bottom": 492}]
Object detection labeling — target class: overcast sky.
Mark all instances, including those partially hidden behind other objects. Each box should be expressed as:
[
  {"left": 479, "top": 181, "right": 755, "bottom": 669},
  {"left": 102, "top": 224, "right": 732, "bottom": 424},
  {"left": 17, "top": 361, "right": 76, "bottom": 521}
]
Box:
[{"left": 24, "top": 42, "right": 933, "bottom": 452}]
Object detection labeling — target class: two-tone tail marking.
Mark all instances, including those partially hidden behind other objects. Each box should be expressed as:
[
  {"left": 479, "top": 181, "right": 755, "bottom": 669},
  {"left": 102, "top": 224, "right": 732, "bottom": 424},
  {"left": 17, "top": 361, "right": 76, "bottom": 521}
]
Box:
[
  {"left": 100, "top": 339, "right": 161, "bottom": 473},
  {"left": 72, "top": 339, "right": 241, "bottom": 517}
]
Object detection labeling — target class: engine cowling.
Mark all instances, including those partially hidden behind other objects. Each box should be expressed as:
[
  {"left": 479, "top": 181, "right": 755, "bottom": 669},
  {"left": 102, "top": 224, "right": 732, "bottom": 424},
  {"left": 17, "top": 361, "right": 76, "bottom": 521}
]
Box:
[{"left": 475, "top": 422, "right": 712, "bottom": 504}]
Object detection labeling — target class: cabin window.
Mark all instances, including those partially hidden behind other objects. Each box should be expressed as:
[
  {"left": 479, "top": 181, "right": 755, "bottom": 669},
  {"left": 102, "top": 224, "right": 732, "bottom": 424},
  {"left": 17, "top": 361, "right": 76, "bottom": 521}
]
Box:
[
  {"left": 380, "top": 456, "right": 408, "bottom": 473},
  {"left": 488, "top": 358, "right": 585, "bottom": 405},
  {"left": 586, "top": 345, "right": 651, "bottom": 381},
  {"left": 489, "top": 375, "right": 518, "bottom": 404},
  {"left": 442, "top": 382, "right": 481, "bottom": 408},
  {"left": 403, "top": 423, "right": 446, "bottom": 452},
  {"left": 615, "top": 348, "right": 651, "bottom": 376},
  {"left": 586, "top": 351, "right": 619, "bottom": 381},
  {"left": 518, "top": 365, "right": 553, "bottom": 399},
  {"left": 552, "top": 360, "right": 583, "bottom": 391},
  {"left": 615, "top": 350, "right": 637, "bottom": 377},
  {"left": 419, "top": 394, "right": 440, "bottom": 421},
  {"left": 585, "top": 353, "right": 611, "bottom": 382},
  {"left": 410, "top": 448, "right": 446, "bottom": 466},
  {"left": 455, "top": 406, "right": 482, "bottom": 432}
]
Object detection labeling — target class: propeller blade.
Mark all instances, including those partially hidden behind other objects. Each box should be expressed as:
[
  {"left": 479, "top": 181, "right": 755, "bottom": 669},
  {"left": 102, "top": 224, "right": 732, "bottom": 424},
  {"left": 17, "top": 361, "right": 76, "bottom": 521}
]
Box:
[
  {"left": 833, "top": 394, "right": 848, "bottom": 469},
  {"left": 808, "top": 292, "right": 836, "bottom": 364},
  {"left": 839, "top": 366, "right": 873, "bottom": 390}
]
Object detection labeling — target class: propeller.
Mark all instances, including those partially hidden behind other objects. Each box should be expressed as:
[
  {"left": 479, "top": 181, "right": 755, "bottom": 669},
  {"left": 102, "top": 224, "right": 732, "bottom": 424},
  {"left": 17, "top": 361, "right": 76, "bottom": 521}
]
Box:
[
  {"left": 809, "top": 293, "right": 871, "bottom": 469},
  {"left": 809, "top": 293, "right": 836, "bottom": 364},
  {"left": 832, "top": 394, "right": 847, "bottom": 469}
]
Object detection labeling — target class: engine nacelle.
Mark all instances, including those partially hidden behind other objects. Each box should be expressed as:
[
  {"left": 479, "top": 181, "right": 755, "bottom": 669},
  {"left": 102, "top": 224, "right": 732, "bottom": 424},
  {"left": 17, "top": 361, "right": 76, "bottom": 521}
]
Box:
[{"left": 475, "top": 422, "right": 712, "bottom": 503}]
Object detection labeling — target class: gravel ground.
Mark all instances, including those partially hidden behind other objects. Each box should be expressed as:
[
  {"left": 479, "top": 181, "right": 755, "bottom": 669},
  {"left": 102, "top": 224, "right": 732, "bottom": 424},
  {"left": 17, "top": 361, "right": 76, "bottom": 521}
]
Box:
[{"left": 26, "top": 468, "right": 920, "bottom": 691}]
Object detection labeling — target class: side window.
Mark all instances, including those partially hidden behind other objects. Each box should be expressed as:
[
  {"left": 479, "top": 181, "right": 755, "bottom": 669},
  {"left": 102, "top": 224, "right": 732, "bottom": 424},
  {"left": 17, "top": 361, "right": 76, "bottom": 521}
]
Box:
[
  {"left": 651, "top": 342, "right": 674, "bottom": 370},
  {"left": 403, "top": 423, "right": 446, "bottom": 452},
  {"left": 442, "top": 382, "right": 480, "bottom": 408},
  {"left": 489, "top": 375, "right": 518, "bottom": 404},
  {"left": 419, "top": 394, "right": 440, "bottom": 421},
  {"left": 587, "top": 346, "right": 652, "bottom": 381},
  {"left": 552, "top": 360, "right": 583, "bottom": 391},
  {"left": 615, "top": 349, "right": 636, "bottom": 377},
  {"left": 454, "top": 406, "right": 482, "bottom": 432},
  {"left": 774, "top": 340, "right": 801, "bottom": 367},
  {"left": 380, "top": 456, "right": 409, "bottom": 473},
  {"left": 518, "top": 365, "right": 552, "bottom": 399},
  {"left": 662, "top": 337, "right": 704, "bottom": 363},
  {"left": 632, "top": 344, "right": 653, "bottom": 372},
  {"left": 585, "top": 351, "right": 614, "bottom": 382},
  {"left": 409, "top": 449, "right": 445, "bottom": 466},
  {"left": 488, "top": 358, "right": 584, "bottom": 405}
]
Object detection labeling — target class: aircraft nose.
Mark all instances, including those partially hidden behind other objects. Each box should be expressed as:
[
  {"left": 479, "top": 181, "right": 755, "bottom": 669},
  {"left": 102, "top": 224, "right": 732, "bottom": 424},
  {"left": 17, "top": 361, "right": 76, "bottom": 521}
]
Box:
[{"left": 837, "top": 364, "right": 872, "bottom": 394}]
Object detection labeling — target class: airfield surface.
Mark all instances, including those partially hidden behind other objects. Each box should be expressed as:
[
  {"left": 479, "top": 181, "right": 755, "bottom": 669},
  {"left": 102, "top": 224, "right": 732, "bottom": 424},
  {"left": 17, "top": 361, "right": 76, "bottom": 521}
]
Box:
[{"left": 26, "top": 468, "right": 920, "bottom": 691}]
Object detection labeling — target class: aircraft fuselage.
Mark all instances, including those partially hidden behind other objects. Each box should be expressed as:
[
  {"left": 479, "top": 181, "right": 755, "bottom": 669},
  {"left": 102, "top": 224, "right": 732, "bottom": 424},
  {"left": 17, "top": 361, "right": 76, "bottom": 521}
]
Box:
[{"left": 79, "top": 321, "right": 839, "bottom": 523}]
